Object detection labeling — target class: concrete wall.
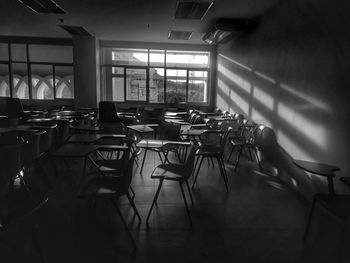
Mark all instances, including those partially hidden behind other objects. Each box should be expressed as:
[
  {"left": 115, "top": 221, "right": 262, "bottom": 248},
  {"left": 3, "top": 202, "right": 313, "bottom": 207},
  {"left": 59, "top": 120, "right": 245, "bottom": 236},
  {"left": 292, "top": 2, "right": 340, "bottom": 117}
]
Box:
[
  {"left": 73, "top": 36, "right": 98, "bottom": 108},
  {"left": 216, "top": 0, "right": 350, "bottom": 191}
]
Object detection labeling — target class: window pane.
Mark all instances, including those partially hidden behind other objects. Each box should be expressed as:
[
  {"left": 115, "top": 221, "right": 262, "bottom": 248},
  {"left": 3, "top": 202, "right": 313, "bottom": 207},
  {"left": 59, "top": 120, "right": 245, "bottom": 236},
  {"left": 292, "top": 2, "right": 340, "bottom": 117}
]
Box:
[
  {"left": 112, "top": 48, "right": 148, "bottom": 66},
  {"left": 55, "top": 66, "right": 74, "bottom": 99},
  {"left": 11, "top": 44, "right": 27, "bottom": 61},
  {"left": 126, "top": 68, "right": 146, "bottom": 101},
  {"left": 29, "top": 45, "right": 73, "bottom": 63},
  {"left": 166, "top": 69, "right": 186, "bottom": 103},
  {"left": 0, "top": 64, "right": 10, "bottom": 97},
  {"left": 12, "top": 63, "right": 29, "bottom": 99},
  {"left": 188, "top": 71, "right": 208, "bottom": 103},
  {"left": 0, "top": 43, "right": 9, "bottom": 61},
  {"left": 112, "top": 67, "right": 124, "bottom": 102},
  {"left": 150, "top": 49, "right": 164, "bottom": 67},
  {"left": 31, "top": 64, "right": 54, "bottom": 100},
  {"left": 166, "top": 50, "right": 209, "bottom": 68},
  {"left": 149, "top": 68, "right": 164, "bottom": 103}
]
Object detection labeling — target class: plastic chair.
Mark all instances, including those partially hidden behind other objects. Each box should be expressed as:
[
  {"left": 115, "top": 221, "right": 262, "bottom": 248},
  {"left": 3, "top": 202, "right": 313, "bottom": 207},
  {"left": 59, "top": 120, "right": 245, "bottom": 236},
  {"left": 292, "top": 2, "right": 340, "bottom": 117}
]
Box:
[
  {"left": 146, "top": 143, "right": 198, "bottom": 225},
  {"left": 78, "top": 154, "right": 139, "bottom": 247},
  {"left": 192, "top": 128, "right": 233, "bottom": 192}
]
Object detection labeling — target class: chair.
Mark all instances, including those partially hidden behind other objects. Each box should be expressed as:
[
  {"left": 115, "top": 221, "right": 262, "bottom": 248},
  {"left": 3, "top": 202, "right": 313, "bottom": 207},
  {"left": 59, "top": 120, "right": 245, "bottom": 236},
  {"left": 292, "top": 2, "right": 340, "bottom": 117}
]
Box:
[
  {"left": 0, "top": 140, "right": 25, "bottom": 192},
  {"left": 191, "top": 128, "right": 232, "bottom": 192},
  {"left": 227, "top": 121, "right": 262, "bottom": 171},
  {"left": 78, "top": 154, "right": 140, "bottom": 247},
  {"left": 146, "top": 143, "right": 198, "bottom": 225},
  {"left": 5, "top": 98, "right": 25, "bottom": 126}
]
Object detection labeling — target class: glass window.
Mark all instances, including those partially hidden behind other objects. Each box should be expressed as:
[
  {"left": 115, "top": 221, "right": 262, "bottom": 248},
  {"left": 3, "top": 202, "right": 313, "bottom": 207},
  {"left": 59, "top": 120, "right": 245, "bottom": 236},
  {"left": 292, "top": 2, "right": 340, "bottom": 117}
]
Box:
[
  {"left": 12, "top": 63, "right": 29, "bottom": 99},
  {"left": 112, "top": 67, "right": 124, "bottom": 102},
  {"left": 149, "top": 49, "right": 165, "bottom": 67},
  {"left": 31, "top": 64, "right": 54, "bottom": 100},
  {"left": 126, "top": 68, "right": 146, "bottom": 101},
  {"left": 166, "top": 69, "right": 187, "bottom": 103},
  {"left": 11, "top": 44, "right": 27, "bottom": 62},
  {"left": 149, "top": 68, "right": 164, "bottom": 103},
  {"left": 188, "top": 71, "right": 208, "bottom": 103},
  {"left": 29, "top": 45, "right": 73, "bottom": 63},
  {"left": 0, "top": 43, "right": 9, "bottom": 61},
  {"left": 166, "top": 50, "right": 209, "bottom": 68},
  {"left": 55, "top": 66, "right": 74, "bottom": 99},
  {"left": 112, "top": 48, "right": 148, "bottom": 66},
  {"left": 0, "top": 64, "right": 10, "bottom": 97}
]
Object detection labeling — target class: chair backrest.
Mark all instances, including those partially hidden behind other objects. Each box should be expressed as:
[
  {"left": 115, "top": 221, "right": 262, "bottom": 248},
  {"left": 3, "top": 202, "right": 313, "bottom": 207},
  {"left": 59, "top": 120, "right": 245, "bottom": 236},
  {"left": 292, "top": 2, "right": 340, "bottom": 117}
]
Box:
[
  {"left": 159, "top": 121, "right": 181, "bottom": 141},
  {"left": 5, "top": 98, "right": 25, "bottom": 119},
  {"left": 22, "top": 130, "right": 46, "bottom": 166},
  {"left": 0, "top": 141, "right": 23, "bottom": 186},
  {"left": 98, "top": 101, "right": 120, "bottom": 123},
  {"left": 31, "top": 124, "right": 58, "bottom": 153},
  {"left": 182, "top": 143, "right": 199, "bottom": 180}
]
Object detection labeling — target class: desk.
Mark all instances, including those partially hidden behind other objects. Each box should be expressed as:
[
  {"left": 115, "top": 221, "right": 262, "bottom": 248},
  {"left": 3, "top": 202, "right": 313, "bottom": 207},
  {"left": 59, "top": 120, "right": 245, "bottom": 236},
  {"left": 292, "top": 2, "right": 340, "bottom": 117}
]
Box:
[
  {"left": 127, "top": 124, "right": 158, "bottom": 139},
  {"left": 67, "top": 133, "right": 126, "bottom": 144},
  {"left": 70, "top": 125, "right": 104, "bottom": 134},
  {"left": 136, "top": 139, "right": 190, "bottom": 175},
  {"left": 26, "top": 118, "right": 54, "bottom": 124},
  {"left": 294, "top": 160, "right": 340, "bottom": 194}
]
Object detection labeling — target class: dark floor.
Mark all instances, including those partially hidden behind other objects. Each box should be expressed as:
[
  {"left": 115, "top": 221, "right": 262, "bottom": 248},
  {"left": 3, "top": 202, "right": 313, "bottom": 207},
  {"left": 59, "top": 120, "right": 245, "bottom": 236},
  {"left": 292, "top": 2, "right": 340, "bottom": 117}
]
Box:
[{"left": 1, "top": 144, "right": 346, "bottom": 263}]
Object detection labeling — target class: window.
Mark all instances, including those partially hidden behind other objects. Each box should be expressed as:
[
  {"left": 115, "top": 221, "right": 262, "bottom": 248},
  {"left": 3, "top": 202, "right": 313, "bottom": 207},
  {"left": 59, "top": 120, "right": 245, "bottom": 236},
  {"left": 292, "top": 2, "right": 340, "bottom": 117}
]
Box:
[
  {"left": 101, "top": 47, "right": 210, "bottom": 104},
  {"left": 0, "top": 41, "right": 74, "bottom": 100}
]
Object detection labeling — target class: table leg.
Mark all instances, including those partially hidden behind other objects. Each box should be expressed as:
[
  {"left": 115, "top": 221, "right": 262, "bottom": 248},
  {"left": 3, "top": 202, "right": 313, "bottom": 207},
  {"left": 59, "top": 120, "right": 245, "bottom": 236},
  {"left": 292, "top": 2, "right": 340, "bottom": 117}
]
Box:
[{"left": 327, "top": 176, "right": 335, "bottom": 194}]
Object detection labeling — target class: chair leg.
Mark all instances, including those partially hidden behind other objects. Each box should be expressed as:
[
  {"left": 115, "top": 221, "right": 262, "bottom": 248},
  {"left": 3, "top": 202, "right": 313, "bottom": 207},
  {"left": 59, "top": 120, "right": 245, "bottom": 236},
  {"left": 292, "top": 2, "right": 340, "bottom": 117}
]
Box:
[
  {"left": 217, "top": 157, "right": 229, "bottom": 193},
  {"left": 227, "top": 146, "right": 234, "bottom": 162},
  {"left": 126, "top": 192, "right": 141, "bottom": 222},
  {"left": 185, "top": 180, "right": 194, "bottom": 206},
  {"left": 254, "top": 148, "right": 263, "bottom": 172},
  {"left": 303, "top": 196, "right": 317, "bottom": 242},
  {"left": 192, "top": 156, "right": 204, "bottom": 189},
  {"left": 179, "top": 182, "right": 192, "bottom": 226},
  {"left": 140, "top": 148, "right": 148, "bottom": 175},
  {"left": 211, "top": 157, "right": 215, "bottom": 167},
  {"left": 146, "top": 179, "right": 164, "bottom": 222},
  {"left": 111, "top": 199, "right": 137, "bottom": 248},
  {"left": 193, "top": 155, "right": 200, "bottom": 177},
  {"left": 234, "top": 147, "right": 243, "bottom": 171}
]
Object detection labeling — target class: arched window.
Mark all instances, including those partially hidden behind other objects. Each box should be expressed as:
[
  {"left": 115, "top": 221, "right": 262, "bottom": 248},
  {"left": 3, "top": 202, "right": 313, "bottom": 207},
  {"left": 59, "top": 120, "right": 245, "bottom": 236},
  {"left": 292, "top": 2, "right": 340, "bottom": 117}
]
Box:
[{"left": 0, "top": 75, "right": 10, "bottom": 97}]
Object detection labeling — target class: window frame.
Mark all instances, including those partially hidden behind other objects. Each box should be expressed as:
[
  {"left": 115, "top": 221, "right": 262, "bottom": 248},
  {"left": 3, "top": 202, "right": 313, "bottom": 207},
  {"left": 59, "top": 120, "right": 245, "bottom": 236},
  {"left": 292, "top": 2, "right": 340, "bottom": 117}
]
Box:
[
  {"left": 101, "top": 46, "right": 212, "bottom": 106},
  {"left": 0, "top": 38, "right": 74, "bottom": 101}
]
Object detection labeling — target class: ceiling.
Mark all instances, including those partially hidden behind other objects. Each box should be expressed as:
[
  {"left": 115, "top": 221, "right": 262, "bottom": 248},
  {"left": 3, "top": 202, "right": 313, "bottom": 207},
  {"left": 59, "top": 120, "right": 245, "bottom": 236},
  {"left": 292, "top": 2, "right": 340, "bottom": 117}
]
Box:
[{"left": 0, "top": 0, "right": 280, "bottom": 44}]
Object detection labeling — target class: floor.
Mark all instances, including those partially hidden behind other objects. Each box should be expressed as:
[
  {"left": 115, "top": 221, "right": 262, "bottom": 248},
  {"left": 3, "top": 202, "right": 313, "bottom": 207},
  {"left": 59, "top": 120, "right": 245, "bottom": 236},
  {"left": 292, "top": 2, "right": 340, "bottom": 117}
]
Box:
[{"left": 0, "top": 141, "right": 340, "bottom": 263}]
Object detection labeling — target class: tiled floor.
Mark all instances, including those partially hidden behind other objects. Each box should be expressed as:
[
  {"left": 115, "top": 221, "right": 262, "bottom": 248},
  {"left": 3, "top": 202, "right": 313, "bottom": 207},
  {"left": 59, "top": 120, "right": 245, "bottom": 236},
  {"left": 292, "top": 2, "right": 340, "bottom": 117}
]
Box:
[{"left": 0, "top": 144, "right": 329, "bottom": 263}]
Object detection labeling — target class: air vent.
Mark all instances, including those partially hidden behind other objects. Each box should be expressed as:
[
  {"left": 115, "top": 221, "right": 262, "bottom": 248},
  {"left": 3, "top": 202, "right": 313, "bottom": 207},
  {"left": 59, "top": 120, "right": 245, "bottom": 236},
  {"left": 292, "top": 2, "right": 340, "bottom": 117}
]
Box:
[
  {"left": 59, "top": 25, "right": 93, "bottom": 36},
  {"left": 17, "top": 0, "right": 66, "bottom": 14},
  {"left": 168, "top": 30, "right": 193, "bottom": 40},
  {"left": 174, "top": 1, "right": 213, "bottom": 20}
]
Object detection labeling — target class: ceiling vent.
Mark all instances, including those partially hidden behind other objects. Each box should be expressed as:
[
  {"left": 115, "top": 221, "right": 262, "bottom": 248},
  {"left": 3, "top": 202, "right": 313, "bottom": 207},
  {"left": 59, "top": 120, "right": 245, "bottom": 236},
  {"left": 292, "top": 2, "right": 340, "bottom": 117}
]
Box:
[
  {"left": 174, "top": 1, "right": 213, "bottom": 20},
  {"left": 202, "top": 18, "right": 254, "bottom": 45},
  {"left": 168, "top": 30, "right": 193, "bottom": 40},
  {"left": 17, "top": 0, "right": 66, "bottom": 14},
  {"left": 59, "top": 25, "right": 93, "bottom": 36}
]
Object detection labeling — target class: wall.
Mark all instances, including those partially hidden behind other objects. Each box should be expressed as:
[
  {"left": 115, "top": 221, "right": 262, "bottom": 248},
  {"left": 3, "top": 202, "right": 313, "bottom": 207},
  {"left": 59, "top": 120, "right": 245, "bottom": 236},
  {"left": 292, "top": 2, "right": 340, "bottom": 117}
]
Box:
[
  {"left": 216, "top": 0, "right": 350, "bottom": 192},
  {"left": 73, "top": 36, "right": 98, "bottom": 108}
]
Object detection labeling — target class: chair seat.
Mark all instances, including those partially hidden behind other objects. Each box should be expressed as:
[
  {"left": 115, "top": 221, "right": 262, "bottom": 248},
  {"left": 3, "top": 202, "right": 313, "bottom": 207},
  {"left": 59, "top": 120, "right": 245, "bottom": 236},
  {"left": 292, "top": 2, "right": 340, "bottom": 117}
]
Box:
[
  {"left": 95, "top": 159, "right": 123, "bottom": 171},
  {"left": 79, "top": 177, "right": 124, "bottom": 198},
  {"left": 315, "top": 194, "right": 350, "bottom": 218},
  {"left": 151, "top": 164, "right": 186, "bottom": 181},
  {"left": 229, "top": 137, "right": 247, "bottom": 146},
  {"left": 197, "top": 147, "right": 221, "bottom": 156}
]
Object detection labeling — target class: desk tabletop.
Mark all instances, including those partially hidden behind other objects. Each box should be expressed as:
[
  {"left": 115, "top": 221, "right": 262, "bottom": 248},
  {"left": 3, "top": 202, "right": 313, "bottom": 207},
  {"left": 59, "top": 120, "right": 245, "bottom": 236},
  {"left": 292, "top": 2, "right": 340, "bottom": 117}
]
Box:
[
  {"left": 53, "top": 144, "right": 100, "bottom": 157},
  {"left": 294, "top": 160, "right": 340, "bottom": 177},
  {"left": 127, "top": 124, "right": 155, "bottom": 133},
  {"left": 67, "top": 133, "right": 126, "bottom": 143},
  {"left": 136, "top": 139, "right": 190, "bottom": 149},
  {"left": 70, "top": 125, "right": 104, "bottom": 132},
  {"left": 26, "top": 118, "right": 54, "bottom": 123}
]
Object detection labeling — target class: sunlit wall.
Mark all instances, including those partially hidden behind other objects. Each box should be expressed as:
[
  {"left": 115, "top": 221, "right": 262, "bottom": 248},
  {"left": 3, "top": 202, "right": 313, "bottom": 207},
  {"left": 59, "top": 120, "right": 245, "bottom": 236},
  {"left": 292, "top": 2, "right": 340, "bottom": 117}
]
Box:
[{"left": 216, "top": 0, "right": 350, "bottom": 186}]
